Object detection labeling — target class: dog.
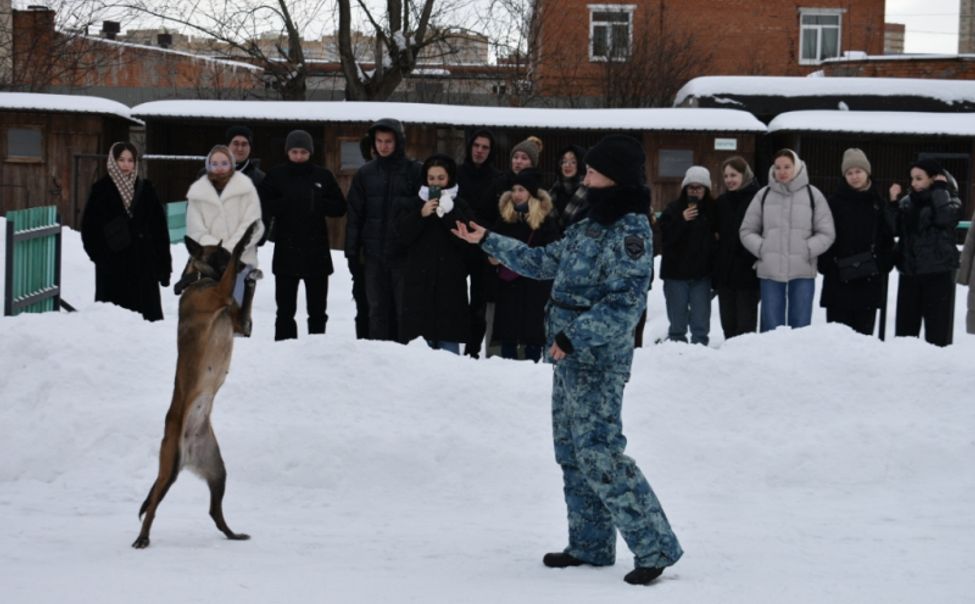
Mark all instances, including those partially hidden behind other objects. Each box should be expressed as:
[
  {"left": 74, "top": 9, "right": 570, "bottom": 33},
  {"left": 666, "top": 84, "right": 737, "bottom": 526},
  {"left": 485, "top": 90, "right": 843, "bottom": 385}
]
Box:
[{"left": 132, "top": 221, "right": 259, "bottom": 549}]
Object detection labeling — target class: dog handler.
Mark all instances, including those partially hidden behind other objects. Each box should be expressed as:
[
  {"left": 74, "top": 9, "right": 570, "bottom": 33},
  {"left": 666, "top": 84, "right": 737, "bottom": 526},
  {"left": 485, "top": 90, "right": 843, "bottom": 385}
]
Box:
[{"left": 452, "top": 135, "right": 682, "bottom": 585}]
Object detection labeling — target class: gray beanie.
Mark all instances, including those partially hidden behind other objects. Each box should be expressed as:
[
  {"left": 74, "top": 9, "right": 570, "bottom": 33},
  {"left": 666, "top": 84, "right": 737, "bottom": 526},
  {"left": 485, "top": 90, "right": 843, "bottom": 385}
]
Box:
[
  {"left": 681, "top": 165, "right": 712, "bottom": 190},
  {"left": 841, "top": 148, "right": 871, "bottom": 176},
  {"left": 285, "top": 129, "right": 314, "bottom": 154},
  {"left": 510, "top": 136, "right": 542, "bottom": 167}
]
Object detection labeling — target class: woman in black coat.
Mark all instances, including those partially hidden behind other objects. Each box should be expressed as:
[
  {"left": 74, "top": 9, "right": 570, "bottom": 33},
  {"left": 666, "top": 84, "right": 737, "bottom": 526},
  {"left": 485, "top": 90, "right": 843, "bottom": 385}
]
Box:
[
  {"left": 712, "top": 156, "right": 760, "bottom": 339},
  {"left": 886, "top": 158, "right": 962, "bottom": 346},
  {"left": 490, "top": 169, "right": 562, "bottom": 361},
  {"left": 395, "top": 154, "right": 474, "bottom": 352},
  {"left": 81, "top": 142, "right": 172, "bottom": 322},
  {"left": 818, "top": 149, "right": 895, "bottom": 336},
  {"left": 258, "top": 130, "right": 347, "bottom": 341},
  {"left": 549, "top": 144, "right": 589, "bottom": 227}
]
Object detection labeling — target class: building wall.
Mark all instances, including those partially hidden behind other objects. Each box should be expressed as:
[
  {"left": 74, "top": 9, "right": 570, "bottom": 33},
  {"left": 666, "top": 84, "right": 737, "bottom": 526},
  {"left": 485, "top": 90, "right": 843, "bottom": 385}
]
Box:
[
  {"left": 885, "top": 23, "right": 905, "bottom": 54},
  {"left": 0, "top": 112, "right": 130, "bottom": 228},
  {"left": 822, "top": 56, "right": 975, "bottom": 79},
  {"left": 533, "top": 0, "right": 886, "bottom": 100},
  {"left": 961, "top": 0, "right": 975, "bottom": 54}
]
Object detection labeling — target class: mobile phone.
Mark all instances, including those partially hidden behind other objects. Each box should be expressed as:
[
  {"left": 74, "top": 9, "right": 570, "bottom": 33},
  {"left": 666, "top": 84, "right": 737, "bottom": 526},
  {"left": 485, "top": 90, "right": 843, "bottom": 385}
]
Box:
[{"left": 428, "top": 185, "right": 442, "bottom": 199}]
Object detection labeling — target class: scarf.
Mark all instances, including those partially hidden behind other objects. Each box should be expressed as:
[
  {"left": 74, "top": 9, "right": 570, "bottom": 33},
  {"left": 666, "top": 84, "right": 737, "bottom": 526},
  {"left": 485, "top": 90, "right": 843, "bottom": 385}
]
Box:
[{"left": 106, "top": 142, "right": 137, "bottom": 216}]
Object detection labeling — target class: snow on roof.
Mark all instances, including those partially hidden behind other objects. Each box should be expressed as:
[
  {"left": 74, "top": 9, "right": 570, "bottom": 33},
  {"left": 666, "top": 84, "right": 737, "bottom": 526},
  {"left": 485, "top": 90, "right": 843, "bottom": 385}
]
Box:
[
  {"left": 0, "top": 92, "right": 141, "bottom": 123},
  {"left": 129, "top": 100, "right": 767, "bottom": 132},
  {"left": 88, "top": 36, "right": 264, "bottom": 74},
  {"left": 674, "top": 76, "right": 975, "bottom": 106},
  {"left": 768, "top": 110, "right": 975, "bottom": 136}
]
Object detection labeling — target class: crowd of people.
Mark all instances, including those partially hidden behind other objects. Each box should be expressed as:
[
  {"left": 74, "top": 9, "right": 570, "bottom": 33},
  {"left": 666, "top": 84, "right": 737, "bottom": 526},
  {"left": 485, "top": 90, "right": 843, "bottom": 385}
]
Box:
[{"left": 80, "top": 122, "right": 975, "bottom": 348}]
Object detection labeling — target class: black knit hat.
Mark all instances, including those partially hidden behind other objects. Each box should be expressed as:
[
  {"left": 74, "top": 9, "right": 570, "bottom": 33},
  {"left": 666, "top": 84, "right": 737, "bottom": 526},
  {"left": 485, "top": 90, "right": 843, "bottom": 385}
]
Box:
[
  {"left": 584, "top": 135, "right": 646, "bottom": 187},
  {"left": 911, "top": 158, "right": 943, "bottom": 178},
  {"left": 225, "top": 125, "right": 253, "bottom": 145},
  {"left": 511, "top": 168, "right": 542, "bottom": 198},
  {"left": 422, "top": 153, "right": 457, "bottom": 188},
  {"left": 285, "top": 129, "right": 314, "bottom": 154}
]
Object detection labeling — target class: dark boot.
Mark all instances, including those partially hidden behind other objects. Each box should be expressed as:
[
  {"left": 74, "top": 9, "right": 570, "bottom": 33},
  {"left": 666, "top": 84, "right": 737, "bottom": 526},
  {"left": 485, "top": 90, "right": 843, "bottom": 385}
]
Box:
[
  {"left": 623, "top": 567, "right": 664, "bottom": 585},
  {"left": 234, "top": 279, "right": 257, "bottom": 337},
  {"left": 542, "top": 552, "right": 587, "bottom": 568}
]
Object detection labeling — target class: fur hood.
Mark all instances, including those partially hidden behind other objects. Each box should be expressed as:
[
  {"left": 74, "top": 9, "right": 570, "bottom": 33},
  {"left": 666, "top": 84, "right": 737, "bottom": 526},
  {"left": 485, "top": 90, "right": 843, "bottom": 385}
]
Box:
[{"left": 498, "top": 188, "right": 555, "bottom": 230}]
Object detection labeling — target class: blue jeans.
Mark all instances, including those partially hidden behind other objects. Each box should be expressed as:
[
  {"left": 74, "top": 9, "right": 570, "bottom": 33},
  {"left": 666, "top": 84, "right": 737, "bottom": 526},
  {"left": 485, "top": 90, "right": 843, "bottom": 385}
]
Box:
[
  {"left": 759, "top": 278, "right": 815, "bottom": 332},
  {"left": 426, "top": 340, "right": 461, "bottom": 355},
  {"left": 663, "top": 278, "right": 712, "bottom": 345}
]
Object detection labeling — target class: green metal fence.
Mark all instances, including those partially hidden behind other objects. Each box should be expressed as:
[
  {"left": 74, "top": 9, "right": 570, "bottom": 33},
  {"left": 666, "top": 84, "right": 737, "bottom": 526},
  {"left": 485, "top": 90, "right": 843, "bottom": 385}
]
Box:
[
  {"left": 3, "top": 206, "right": 71, "bottom": 316},
  {"left": 166, "top": 201, "right": 188, "bottom": 244}
]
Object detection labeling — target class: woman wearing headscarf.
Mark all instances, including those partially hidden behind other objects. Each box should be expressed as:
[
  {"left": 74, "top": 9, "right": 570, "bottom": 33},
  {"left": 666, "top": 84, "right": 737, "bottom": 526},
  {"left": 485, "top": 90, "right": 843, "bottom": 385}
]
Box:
[
  {"left": 185, "top": 144, "right": 265, "bottom": 336},
  {"left": 81, "top": 142, "right": 172, "bottom": 321}
]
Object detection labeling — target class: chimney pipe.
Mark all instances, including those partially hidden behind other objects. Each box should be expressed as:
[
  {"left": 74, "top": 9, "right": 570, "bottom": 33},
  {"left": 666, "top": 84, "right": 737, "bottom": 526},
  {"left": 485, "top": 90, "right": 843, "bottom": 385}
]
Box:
[
  {"left": 157, "top": 33, "right": 172, "bottom": 49},
  {"left": 101, "top": 20, "right": 120, "bottom": 40}
]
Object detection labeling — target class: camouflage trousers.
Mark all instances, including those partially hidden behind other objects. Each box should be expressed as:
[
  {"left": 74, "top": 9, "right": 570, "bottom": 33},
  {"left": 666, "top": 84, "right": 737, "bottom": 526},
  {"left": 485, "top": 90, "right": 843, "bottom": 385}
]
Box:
[{"left": 552, "top": 364, "right": 683, "bottom": 568}]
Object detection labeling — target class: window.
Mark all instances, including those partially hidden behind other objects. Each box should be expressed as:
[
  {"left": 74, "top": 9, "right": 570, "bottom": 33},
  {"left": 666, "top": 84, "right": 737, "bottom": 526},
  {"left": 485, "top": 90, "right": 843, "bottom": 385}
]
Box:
[
  {"left": 340, "top": 139, "right": 368, "bottom": 172},
  {"left": 658, "top": 150, "right": 694, "bottom": 179},
  {"left": 799, "top": 9, "right": 843, "bottom": 65},
  {"left": 6, "top": 127, "right": 43, "bottom": 162},
  {"left": 589, "top": 4, "right": 635, "bottom": 61}
]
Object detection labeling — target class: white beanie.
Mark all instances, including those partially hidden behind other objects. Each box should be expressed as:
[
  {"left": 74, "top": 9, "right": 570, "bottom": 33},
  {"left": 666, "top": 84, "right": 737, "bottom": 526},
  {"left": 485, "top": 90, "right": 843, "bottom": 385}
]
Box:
[{"left": 681, "top": 165, "right": 712, "bottom": 190}]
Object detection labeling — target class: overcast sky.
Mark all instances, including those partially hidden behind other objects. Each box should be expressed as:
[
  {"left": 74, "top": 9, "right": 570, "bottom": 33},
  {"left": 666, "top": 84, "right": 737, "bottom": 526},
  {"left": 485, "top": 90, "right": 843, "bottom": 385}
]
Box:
[{"left": 887, "top": 0, "right": 961, "bottom": 53}]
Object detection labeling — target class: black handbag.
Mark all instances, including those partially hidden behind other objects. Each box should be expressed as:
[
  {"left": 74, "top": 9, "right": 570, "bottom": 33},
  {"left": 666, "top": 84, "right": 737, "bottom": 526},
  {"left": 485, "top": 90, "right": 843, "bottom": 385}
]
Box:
[{"left": 836, "top": 250, "right": 879, "bottom": 283}]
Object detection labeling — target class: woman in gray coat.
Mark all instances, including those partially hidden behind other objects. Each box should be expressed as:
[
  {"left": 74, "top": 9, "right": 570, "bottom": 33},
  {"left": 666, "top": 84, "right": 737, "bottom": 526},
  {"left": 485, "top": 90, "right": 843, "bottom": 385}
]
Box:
[{"left": 740, "top": 149, "right": 835, "bottom": 332}]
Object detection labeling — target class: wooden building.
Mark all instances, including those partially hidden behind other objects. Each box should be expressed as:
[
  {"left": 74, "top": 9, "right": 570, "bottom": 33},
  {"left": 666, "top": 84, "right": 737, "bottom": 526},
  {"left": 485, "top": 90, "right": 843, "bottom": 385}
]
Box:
[
  {"left": 0, "top": 92, "right": 138, "bottom": 228},
  {"left": 129, "top": 100, "right": 767, "bottom": 248}
]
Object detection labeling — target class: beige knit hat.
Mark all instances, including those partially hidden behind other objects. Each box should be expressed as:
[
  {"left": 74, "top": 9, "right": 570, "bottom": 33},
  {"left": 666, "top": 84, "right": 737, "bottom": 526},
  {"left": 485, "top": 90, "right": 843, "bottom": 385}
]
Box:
[
  {"left": 510, "top": 136, "right": 543, "bottom": 167},
  {"left": 841, "top": 148, "right": 871, "bottom": 176}
]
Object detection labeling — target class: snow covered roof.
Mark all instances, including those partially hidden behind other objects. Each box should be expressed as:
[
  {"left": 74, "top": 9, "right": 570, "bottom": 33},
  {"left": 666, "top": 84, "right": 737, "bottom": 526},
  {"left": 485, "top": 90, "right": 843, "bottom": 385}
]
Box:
[
  {"left": 130, "top": 100, "right": 767, "bottom": 132},
  {"left": 0, "top": 92, "right": 141, "bottom": 123},
  {"left": 88, "top": 36, "right": 264, "bottom": 74},
  {"left": 768, "top": 110, "right": 975, "bottom": 137},
  {"left": 675, "top": 76, "right": 975, "bottom": 107}
]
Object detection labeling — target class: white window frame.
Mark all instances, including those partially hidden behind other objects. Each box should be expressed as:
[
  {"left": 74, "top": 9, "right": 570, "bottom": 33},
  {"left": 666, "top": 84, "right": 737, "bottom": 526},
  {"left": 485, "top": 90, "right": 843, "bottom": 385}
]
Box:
[
  {"left": 798, "top": 8, "right": 844, "bottom": 65},
  {"left": 588, "top": 4, "right": 636, "bottom": 62}
]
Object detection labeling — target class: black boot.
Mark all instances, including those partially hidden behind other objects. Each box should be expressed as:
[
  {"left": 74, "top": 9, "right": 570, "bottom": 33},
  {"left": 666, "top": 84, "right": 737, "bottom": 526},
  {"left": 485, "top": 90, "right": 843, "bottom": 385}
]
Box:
[
  {"left": 542, "top": 552, "right": 586, "bottom": 568},
  {"left": 234, "top": 279, "right": 257, "bottom": 337},
  {"left": 623, "top": 567, "right": 664, "bottom": 585}
]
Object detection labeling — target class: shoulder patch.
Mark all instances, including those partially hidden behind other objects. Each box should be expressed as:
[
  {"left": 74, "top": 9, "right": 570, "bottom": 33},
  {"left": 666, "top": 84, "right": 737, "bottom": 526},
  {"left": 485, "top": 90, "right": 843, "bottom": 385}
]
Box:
[{"left": 624, "top": 235, "right": 645, "bottom": 259}]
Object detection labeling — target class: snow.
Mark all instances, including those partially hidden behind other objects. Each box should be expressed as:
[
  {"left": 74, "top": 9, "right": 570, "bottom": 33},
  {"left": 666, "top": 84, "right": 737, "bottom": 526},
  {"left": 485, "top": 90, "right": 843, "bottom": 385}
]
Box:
[
  {"left": 769, "top": 110, "right": 975, "bottom": 136},
  {"left": 674, "top": 75, "right": 975, "bottom": 106},
  {"left": 0, "top": 91, "right": 140, "bottom": 123},
  {"left": 87, "top": 35, "right": 265, "bottom": 74},
  {"left": 1, "top": 220, "right": 973, "bottom": 603},
  {"left": 130, "top": 100, "right": 767, "bottom": 132}
]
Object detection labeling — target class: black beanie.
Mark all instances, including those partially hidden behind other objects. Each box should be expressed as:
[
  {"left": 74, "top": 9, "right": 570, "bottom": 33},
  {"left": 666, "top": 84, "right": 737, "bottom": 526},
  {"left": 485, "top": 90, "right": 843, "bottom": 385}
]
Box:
[
  {"left": 584, "top": 135, "right": 646, "bottom": 187},
  {"left": 422, "top": 153, "right": 457, "bottom": 188},
  {"left": 225, "top": 125, "right": 253, "bottom": 145},
  {"left": 285, "top": 129, "right": 314, "bottom": 154},
  {"left": 511, "top": 168, "right": 542, "bottom": 198},
  {"left": 911, "top": 158, "right": 943, "bottom": 178}
]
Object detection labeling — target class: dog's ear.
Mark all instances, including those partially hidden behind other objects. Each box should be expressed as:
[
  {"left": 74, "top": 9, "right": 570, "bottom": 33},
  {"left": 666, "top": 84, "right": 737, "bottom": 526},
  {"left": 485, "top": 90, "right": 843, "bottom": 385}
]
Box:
[
  {"left": 184, "top": 236, "right": 203, "bottom": 259},
  {"left": 232, "top": 221, "right": 259, "bottom": 259}
]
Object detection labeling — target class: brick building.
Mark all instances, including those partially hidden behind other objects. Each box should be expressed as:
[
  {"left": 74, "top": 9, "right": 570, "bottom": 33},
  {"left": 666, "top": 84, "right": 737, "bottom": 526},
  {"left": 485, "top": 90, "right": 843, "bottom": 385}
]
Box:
[
  {"left": 532, "top": 0, "right": 886, "bottom": 105},
  {"left": 821, "top": 54, "right": 975, "bottom": 80}
]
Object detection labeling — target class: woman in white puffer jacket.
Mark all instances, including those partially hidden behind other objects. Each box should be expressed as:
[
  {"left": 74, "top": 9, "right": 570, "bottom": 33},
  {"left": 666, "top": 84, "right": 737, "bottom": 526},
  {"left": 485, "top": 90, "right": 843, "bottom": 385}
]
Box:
[
  {"left": 739, "top": 148, "right": 835, "bottom": 332},
  {"left": 185, "top": 145, "right": 265, "bottom": 335}
]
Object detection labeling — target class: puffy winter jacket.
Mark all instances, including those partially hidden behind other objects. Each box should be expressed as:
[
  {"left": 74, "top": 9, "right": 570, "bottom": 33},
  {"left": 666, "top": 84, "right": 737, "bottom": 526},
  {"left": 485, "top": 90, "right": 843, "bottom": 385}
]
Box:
[
  {"left": 739, "top": 161, "right": 835, "bottom": 282},
  {"left": 887, "top": 179, "right": 961, "bottom": 276}
]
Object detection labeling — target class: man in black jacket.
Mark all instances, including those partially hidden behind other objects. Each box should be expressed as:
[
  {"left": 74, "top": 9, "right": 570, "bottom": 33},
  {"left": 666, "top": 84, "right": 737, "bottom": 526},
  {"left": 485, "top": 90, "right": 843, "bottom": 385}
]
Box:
[
  {"left": 259, "top": 130, "right": 347, "bottom": 341},
  {"left": 345, "top": 118, "right": 422, "bottom": 342},
  {"left": 225, "top": 125, "right": 265, "bottom": 187},
  {"left": 456, "top": 129, "right": 502, "bottom": 357}
]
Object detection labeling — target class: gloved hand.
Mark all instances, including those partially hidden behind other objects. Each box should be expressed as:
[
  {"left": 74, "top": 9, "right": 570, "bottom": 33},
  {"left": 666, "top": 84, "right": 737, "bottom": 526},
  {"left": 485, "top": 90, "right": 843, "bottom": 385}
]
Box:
[
  {"left": 435, "top": 189, "right": 455, "bottom": 217},
  {"left": 159, "top": 275, "right": 171, "bottom": 287}
]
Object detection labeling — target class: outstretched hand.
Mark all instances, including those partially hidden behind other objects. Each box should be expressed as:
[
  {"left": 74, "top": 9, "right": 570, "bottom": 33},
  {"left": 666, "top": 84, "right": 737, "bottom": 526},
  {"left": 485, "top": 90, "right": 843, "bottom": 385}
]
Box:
[{"left": 451, "top": 220, "right": 487, "bottom": 244}]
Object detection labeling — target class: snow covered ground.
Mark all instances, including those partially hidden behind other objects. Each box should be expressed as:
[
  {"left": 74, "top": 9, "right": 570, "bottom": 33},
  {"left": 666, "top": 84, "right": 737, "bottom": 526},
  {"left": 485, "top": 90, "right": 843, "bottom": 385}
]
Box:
[{"left": 1, "top": 221, "right": 972, "bottom": 603}]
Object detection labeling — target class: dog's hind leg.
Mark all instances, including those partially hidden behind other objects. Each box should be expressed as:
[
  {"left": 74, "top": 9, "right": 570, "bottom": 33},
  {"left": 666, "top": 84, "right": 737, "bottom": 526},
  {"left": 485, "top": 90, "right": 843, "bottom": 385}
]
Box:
[
  {"left": 133, "top": 427, "right": 182, "bottom": 549},
  {"left": 197, "top": 424, "right": 250, "bottom": 541}
]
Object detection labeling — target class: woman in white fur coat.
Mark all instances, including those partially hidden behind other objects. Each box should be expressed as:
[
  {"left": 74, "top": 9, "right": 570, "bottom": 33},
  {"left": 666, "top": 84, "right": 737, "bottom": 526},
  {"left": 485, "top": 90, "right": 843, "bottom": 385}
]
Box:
[{"left": 185, "top": 144, "right": 265, "bottom": 336}]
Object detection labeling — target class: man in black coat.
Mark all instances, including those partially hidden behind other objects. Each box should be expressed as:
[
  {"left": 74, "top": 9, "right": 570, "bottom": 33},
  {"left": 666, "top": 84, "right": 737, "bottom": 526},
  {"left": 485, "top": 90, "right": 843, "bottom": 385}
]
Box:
[
  {"left": 225, "top": 125, "right": 266, "bottom": 187},
  {"left": 259, "top": 130, "right": 347, "bottom": 341},
  {"left": 345, "top": 118, "right": 422, "bottom": 342},
  {"left": 456, "top": 129, "right": 502, "bottom": 357}
]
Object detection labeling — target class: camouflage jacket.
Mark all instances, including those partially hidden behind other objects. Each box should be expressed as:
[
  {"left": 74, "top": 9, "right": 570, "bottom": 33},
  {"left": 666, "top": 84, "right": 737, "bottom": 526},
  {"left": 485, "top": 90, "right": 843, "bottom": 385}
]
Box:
[{"left": 481, "top": 191, "right": 652, "bottom": 376}]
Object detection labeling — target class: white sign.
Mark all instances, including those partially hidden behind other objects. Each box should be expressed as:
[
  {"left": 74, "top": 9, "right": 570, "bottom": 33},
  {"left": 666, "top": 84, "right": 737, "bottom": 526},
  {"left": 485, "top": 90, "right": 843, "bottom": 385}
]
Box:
[{"left": 714, "top": 138, "right": 738, "bottom": 151}]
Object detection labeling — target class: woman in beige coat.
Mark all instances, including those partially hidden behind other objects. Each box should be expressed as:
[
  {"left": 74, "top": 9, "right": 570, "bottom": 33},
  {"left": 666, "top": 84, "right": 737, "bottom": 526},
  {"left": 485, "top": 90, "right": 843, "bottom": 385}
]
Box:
[
  {"left": 958, "top": 213, "right": 975, "bottom": 334},
  {"left": 740, "top": 148, "right": 835, "bottom": 332},
  {"left": 185, "top": 145, "right": 265, "bottom": 335}
]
